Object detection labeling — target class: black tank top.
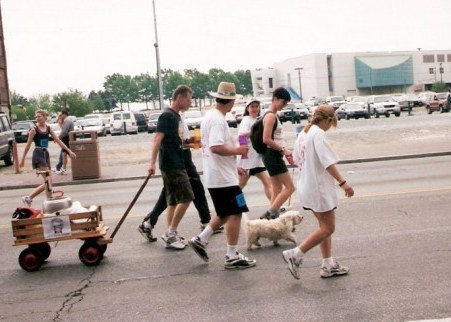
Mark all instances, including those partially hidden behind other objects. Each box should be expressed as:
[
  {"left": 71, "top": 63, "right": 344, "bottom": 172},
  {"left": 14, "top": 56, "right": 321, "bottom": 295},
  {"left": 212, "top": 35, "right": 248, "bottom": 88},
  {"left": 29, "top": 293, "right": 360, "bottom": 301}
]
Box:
[{"left": 33, "top": 125, "right": 50, "bottom": 148}]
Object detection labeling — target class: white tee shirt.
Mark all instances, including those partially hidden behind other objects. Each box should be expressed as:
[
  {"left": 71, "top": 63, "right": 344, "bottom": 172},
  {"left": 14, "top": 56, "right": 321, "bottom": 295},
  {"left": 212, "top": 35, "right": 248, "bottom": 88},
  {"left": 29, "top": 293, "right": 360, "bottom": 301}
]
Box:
[
  {"left": 236, "top": 115, "right": 264, "bottom": 169},
  {"left": 201, "top": 108, "right": 239, "bottom": 188},
  {"left": 293, "top": 124, "right": 340, "bottom": 212}
]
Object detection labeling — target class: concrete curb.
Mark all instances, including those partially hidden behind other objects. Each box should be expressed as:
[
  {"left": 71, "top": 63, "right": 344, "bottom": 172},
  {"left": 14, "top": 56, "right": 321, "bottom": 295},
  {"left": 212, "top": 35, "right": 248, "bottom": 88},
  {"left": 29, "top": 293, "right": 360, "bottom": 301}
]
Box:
[{"left": 1, "top": 151, "right": 451, "bottom": 191}]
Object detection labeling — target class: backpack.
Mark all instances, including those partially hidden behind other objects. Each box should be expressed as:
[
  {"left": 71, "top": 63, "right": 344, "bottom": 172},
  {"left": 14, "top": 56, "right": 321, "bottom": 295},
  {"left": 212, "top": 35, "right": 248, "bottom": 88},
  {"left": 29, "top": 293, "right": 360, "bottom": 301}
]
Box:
[{"left": 250, "top": 112, "right": 277, "bottom": 154}]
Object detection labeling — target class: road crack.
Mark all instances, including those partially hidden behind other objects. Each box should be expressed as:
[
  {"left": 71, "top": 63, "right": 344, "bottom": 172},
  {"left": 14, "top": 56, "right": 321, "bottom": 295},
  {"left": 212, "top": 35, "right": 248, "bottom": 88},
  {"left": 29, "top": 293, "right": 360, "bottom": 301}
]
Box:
[{"left": 53, "top": 269, "right": 95, "bottom": 322}]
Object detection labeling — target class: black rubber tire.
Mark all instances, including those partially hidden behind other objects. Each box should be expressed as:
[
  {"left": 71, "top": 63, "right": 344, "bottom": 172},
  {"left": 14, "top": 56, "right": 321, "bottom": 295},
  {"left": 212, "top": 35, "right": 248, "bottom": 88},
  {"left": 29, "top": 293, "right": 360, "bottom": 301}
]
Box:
[
  {"left": 79, "top": 242, "right": 103, "bottom": 266},
  {"left": 3, "top": 145, "right": 13, "bottom": 166},
  {"left": 19, "top": 248, "right": 43, "bottom": 272},
  {"left": 30, "top": 242, "right": 51, "bottom": 260}
]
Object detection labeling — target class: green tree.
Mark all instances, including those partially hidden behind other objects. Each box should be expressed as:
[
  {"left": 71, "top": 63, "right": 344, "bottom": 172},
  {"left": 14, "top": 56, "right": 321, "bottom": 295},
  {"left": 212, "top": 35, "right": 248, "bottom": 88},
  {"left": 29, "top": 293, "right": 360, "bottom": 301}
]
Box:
[
  {"left": 104, "top": 73, "right": 135, "bottom": 110},
  {"left": 184, "top": 69, "right": 210, "bottom": 107},
  {"left": 162, "top": 69, "right": 186, "bottom": 103},
  {"left": 431, "top": 81, "right": 446, "bottom": 93},
  {"left": 52, "top": 90, "right": 92, "bottom": 117},
  {"left": 88, "top": 91, "right": 106, "bottom": 112},
  {"left": 135, "top": 73, "right": 157, "bottom": 109},
  {"left": 234, "top": 70, "right": 253, "bottom": 96}
]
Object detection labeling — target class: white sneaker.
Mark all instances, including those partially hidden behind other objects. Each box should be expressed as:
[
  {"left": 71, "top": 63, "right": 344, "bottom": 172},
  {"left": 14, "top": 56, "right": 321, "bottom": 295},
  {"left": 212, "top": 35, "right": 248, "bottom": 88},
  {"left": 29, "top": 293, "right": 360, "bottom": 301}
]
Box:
[
  {"left": 161, "top": 232, "right": 186, "bottom": 250},
  {"left": 320, "top": 261, "right": 349, "bottom": 278},
  {"left": 282, "top": 249, "right": 302, "bottom": 280},
  {"left": 21, "top": 196, "right": 32, "bottom": 207},
  {"left": 55, "top": 168, "right": 67, "bottom": 175}
]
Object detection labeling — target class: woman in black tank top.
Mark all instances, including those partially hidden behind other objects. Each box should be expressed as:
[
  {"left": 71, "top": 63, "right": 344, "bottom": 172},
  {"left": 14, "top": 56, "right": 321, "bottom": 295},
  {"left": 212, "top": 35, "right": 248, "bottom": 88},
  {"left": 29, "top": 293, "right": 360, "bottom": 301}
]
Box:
[{"left": 19, "top": 109, "right": 77, "bottom": 208}]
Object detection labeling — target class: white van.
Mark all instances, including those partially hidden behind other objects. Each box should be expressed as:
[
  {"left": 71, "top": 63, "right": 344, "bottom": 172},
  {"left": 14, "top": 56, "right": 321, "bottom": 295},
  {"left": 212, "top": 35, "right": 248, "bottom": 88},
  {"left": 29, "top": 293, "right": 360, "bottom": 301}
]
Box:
[{"left": 109, "top": 111, "right": 138, "bottom": 135}]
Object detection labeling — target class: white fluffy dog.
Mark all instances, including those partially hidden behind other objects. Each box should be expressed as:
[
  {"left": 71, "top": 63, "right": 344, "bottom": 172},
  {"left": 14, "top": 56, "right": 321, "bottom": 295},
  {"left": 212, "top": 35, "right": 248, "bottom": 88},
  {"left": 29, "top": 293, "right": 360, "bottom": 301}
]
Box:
[{"left": 242, "top": 210, "right": 303, "bottom": 250}]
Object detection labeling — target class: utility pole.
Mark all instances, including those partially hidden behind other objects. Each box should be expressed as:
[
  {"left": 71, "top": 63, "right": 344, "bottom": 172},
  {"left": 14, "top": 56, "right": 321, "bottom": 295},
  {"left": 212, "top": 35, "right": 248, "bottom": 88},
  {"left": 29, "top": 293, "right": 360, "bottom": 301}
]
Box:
[
  {"left": 152, "top": 0, "right": 164, "bottom": 110},
  {"left": 439, "top": 63, "right": 443, "bottom": 83},
  {"left": 294, "top": 67, "right": 303, "bottom": 102}
]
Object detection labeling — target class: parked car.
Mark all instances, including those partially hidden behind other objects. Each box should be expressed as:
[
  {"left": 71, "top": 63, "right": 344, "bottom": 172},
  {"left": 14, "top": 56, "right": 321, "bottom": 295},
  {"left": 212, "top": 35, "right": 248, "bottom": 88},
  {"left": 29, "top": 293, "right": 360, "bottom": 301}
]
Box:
[
  {"left": 424, "top": 92, "right": 450, "bottom": 114},
  {"left": 0, "top": 113, "right": 15, "bottom": 166},
  {"left": 294, "top": 103, "right": 310, "bottom": 119},
  {"left": 12, "top": 121, "right": 34, "bottom": 143},
  {"left": 277, "top": 103, "right": 301, "bottom": 123},
  {"left": 392, "top": 94, "right": 421, "bottom": 110},
  {"left": 417, "top": 91, "right": 435, "bottom": 106},
  {"left": 48, "top": 122, "right": 61, "bottom": 140},
  {"left": 325, "top": 96, "right": 346, "bottom": 110},
  {"left": 79, "top": 118, "right": 107, "bottom": 136},
  {"left": 133, "top": 111, "right": 149, "bottom": 132},
  {"left": 109, "top": 111, "right": 138, "bottom": 135},
  {"left": 225, "top": 112, "right": 237, "bottom": 128},
  {"left": 147, "top": 112, "right": 162, "bottom": 133},
  {"left": 231, "top": 105, "right": 246, "bottom": 123},
  {"left": 84, "top": 113, "right": 110, "bottom": 134},
  {"left": 367, "top": 95, "right": 401, "bottom": 118},
  {"left": 336, "top": 102, "right": 370, "bottom": 120},
  {"left": 183, "top": 110, "right": 203, "bottom": 130}
]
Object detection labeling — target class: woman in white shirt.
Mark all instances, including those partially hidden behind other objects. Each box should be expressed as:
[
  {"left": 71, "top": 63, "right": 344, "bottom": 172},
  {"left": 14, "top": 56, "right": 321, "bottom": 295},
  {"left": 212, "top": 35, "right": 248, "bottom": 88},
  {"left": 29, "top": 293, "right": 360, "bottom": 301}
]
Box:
[
  {"left": 237, "top": 99, "right": 272, "bottom": 201},
  {"left": 282, "top": 105, "right": 354, "bottom": 280}
]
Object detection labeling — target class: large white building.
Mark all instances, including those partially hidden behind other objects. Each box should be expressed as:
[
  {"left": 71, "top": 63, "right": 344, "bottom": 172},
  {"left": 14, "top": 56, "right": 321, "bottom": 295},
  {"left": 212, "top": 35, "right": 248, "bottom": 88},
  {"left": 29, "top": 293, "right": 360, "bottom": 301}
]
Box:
[{"left": 250, "top": 50, "right": 451, "bottom": 100}]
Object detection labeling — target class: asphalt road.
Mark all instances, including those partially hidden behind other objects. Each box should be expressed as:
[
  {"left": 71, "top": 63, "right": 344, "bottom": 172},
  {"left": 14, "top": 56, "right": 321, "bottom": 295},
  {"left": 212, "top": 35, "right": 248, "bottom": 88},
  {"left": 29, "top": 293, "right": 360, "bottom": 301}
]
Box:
[{"left": 0, "top": 156, "right": 450, "bottom": 322}]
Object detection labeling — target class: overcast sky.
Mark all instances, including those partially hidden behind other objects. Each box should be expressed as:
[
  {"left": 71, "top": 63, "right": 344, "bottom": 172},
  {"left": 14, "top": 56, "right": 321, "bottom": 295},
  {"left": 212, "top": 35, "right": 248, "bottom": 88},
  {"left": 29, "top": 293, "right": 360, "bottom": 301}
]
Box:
[{"left": 2, "top": 0, "right": 450, "bottom": 97}]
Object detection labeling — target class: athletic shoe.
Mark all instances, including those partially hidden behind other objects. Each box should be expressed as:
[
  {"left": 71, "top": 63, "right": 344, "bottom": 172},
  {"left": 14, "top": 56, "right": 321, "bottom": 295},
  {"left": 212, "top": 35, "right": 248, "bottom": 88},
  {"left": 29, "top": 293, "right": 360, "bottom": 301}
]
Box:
[
  {"left": 188, "top": 236, "right": 209, "bottom": 262},
  {"left": 259, "top": 211, "right": 271, "bottom": 220},
  {"left": 282, "top": 249, "right": 302, "bottom": 280},
  {"left": 137, "top": 223, "right": 157, "bottom": 242},
  {"left": 55, "top": 168, "right": 67, "bottom": 175},
  {"left": 21, "top": 196, "right": 32, "bottom": 207},
  {"left": 161, "top": 232, "right": 186, "bottom": 250},
  {"left": 320, "top": 261, "right": 349, "bottom": 278},
  {"left": 224, "top": 252, "right": 256, "bottom": 270},
  {"left": 200, "top": 223, "right": 224, "bottom": 234}
]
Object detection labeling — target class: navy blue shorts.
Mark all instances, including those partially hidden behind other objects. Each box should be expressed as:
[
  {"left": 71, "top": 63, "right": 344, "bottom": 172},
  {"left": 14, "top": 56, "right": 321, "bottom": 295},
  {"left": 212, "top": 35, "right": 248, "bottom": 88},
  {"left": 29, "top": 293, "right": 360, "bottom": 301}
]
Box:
[{"left": 208, "top": 186, "right": 249, "bottom": 218}]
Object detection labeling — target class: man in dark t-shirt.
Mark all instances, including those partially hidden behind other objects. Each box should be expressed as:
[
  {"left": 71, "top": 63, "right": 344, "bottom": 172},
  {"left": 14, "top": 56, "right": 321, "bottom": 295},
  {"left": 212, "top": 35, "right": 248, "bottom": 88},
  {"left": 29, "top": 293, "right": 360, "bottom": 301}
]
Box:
[{"left": 148, "top": 85, "right": 194, "bottom": 250}]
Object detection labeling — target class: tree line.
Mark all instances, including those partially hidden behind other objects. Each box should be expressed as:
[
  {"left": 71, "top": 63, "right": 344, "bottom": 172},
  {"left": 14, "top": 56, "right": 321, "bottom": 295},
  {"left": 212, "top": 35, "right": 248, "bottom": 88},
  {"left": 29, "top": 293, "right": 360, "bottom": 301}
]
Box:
[{"left": 11, "top": 68, "right": 252, "bottom": 121}]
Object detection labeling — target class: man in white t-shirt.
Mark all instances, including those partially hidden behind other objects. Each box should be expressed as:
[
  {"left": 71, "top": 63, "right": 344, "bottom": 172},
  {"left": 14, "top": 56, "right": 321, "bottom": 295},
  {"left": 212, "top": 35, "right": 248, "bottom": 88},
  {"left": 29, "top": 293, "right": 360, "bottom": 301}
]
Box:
[{"left": 188, "top": 82, "right": 256, "bottom": 270}]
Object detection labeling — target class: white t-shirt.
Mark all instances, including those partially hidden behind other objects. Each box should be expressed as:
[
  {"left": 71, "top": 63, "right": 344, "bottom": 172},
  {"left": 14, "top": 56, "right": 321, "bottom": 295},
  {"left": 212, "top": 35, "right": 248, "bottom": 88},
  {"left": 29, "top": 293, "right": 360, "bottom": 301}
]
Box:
[
  {"left": 201, "top": 108, "right": 238, "bottom": 188},
  {"left": 293, "top": 125, "right": 340, "bottom": 212},
  {"left": 236, "top": 115, "right": 264, "bottom": 169}
]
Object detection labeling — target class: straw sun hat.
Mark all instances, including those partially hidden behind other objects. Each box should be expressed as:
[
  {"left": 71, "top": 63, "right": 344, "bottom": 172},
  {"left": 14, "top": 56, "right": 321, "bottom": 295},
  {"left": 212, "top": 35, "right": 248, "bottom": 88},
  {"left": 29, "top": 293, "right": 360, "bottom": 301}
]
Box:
[{"left": 209, "top": 82, "right": 237, "bottom": 100}]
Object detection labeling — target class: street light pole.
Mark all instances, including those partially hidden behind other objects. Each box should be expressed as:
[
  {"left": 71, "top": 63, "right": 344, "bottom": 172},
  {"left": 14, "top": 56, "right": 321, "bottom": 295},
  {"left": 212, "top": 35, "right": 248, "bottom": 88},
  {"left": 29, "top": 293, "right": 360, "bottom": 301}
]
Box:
[
  {"left": 294, "top": 67, "right": 303, "bottom": 102},
  {"left": 439, "top": 63, "right": 443, "bottom": 83},
  {"left": 152, "top": 0, "right": 164, "bottom": 110}
]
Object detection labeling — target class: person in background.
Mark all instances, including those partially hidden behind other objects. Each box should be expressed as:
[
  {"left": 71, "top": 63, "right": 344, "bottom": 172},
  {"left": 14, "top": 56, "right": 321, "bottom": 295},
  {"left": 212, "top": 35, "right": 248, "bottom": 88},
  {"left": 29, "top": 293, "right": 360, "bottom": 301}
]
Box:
[
  {"left": 19, "top": 109, "right": 76, "bottom": 207},
  {"left": 260, "top": 87, "right": 295, "bottom": 220},
  {"left": 148, "top": 85, "right": 194, "bottom": 250},
  {"left": 189, "top": 82, "right": 256, "bottom": 270},
  {"left": 236, "top": 98, "right": 272, "bottom": 202},
  {"left": 53, "top": 113, "right": 64, "bottom": 173},
  {"left": 54, "top": 110, "right": 74, "bottom": 175},
  {"left": 282, "top": 105, "right": 354, "bottom": 280}
]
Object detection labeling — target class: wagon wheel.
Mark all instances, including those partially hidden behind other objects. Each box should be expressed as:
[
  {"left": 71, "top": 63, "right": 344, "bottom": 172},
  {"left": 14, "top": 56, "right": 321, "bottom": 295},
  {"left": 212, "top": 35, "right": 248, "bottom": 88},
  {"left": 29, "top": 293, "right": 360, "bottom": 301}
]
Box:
[
  {"left": 30, "top": 242, "right": 51, "bottom": 260},
  {"left": 19, "top": 248, "right": 43, "bottom": 272},
  {"left": 100, "top": 244, "right": 107, "bottom": 254},
  {"left": 79, "top": 242, "right": 104, "bottom": 266}
]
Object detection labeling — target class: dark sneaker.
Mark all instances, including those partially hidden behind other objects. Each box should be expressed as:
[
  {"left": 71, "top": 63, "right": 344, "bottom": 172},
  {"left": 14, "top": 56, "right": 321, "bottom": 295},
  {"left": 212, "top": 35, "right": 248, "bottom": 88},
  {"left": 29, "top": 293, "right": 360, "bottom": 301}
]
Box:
[
  {"left": 259, "top": 211, "right": 271, "bottom": 220},
  {"left": 161, "top": 233, "right": 186, "bottom": 250},
  {"left": 188, "top": 236, "right": 209, "bottom": 262},
  {"left": 282, "top": 249, "right": 302, "bottom": 280},
  {"left": 224, "top": 252, "right": 256, "bottom": 270},
  {"left": 137, "top": 223, "right": 157, "bottom": 242},
  {"left": 320, "top": 261, "right": 349, "bottom": 278}
]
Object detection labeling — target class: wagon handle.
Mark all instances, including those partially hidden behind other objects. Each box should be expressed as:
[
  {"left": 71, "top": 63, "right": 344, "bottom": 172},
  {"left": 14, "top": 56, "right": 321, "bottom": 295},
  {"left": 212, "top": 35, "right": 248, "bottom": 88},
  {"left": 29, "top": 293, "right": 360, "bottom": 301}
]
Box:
[{"left": 109, "top": 173, "right": 152, "bottom": 240}]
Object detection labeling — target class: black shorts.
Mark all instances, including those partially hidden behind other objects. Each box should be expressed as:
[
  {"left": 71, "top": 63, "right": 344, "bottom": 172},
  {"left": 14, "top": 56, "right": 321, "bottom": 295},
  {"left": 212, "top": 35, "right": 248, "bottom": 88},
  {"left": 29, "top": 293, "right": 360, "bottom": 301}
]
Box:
[
  {"left": 248, "top": 167, "right": 266, "bottom": 176},
  {"left": 262, "top": 148, "right": 287, "bottom": 176},
  {"left": 32, "top": 147, "right": 50, "bottom": 169},
  {"left": 161, "top": 169, "right": 194, "bottom": 206},
  {"left": 61, "top": 136, "right": 70, "bottom": 154},
  {"left": 208, "top": 186, "right": 249, "bottom": 218}
]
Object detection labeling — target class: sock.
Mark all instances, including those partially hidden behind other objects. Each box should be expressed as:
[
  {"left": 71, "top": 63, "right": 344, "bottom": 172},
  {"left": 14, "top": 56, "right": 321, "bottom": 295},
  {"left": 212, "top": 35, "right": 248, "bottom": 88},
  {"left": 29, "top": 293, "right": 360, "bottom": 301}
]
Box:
[
  {"left": 322, "top": 257, "right": 334, "bottom": 268},
  {"left": 226, "top": 245, "right": 238, "bottom": 259},
  {"left": 293, "top": 246, "right": 304, "bottom": 260},
  {"left": 168, "top": 227, "right": 177, "bottom": 235},
  {"left": 142, "top": 221, "right": 151, "bottom": 229},
  {"left": 198, "top": 225, "right": 214, "bottom": 243}
]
